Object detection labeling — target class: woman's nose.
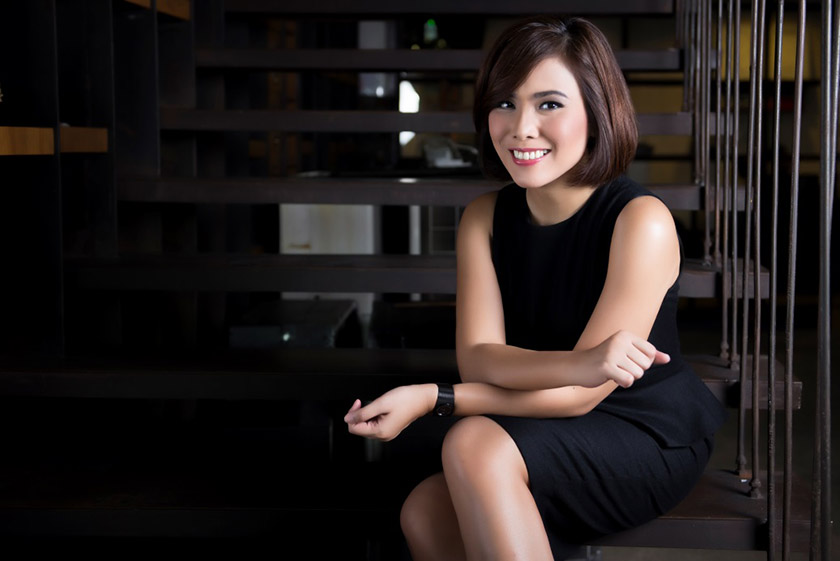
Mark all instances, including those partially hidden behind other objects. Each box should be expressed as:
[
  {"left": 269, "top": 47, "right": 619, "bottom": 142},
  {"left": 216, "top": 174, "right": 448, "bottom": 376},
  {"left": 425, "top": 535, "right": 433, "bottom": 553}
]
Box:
[{"left": 512, "top": 108, "right": 538, "bottom": 139}]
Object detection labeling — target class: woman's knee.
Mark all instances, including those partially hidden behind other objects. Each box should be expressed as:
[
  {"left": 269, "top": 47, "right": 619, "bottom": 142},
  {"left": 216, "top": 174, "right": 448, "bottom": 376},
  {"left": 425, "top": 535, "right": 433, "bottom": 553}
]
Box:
[
  {"left": 441, "top": 416, "right": 528, "bottom": 485},
  {"left": 400, "top": 473, "right": 464, "bottom": 558}
]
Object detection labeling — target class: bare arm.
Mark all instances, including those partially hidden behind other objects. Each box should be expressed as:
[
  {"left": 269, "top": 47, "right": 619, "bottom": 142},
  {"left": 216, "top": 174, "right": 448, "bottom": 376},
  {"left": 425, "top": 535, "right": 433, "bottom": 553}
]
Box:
[
  {"left": 453, "top": 190, "right": 679, "bottom": 415},
  {"left": 345, "top": 190, "right": 681, "bottom": 439}
]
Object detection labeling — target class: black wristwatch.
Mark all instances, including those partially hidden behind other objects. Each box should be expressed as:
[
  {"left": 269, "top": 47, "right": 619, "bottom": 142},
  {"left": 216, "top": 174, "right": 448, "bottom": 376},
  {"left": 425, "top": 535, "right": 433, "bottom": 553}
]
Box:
[{"left": 431, "top": 383, "right": 455, "bottom": 417}]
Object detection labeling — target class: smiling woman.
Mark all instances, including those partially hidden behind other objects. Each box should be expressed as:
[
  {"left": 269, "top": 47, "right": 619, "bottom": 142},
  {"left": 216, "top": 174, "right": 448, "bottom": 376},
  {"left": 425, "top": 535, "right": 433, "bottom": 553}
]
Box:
[
  {"left": 474, "top": 17, "right": 637, "bottom": 190},
  {"left": 345, "top": 16, "right": 726, "bottom": 561}
]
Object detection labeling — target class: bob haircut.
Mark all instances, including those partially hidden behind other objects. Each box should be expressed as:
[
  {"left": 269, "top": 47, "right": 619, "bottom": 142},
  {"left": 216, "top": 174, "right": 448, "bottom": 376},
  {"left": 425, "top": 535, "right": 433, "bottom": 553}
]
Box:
[{"left": 473, "top": 16, "right": 638, "bottom": 187}]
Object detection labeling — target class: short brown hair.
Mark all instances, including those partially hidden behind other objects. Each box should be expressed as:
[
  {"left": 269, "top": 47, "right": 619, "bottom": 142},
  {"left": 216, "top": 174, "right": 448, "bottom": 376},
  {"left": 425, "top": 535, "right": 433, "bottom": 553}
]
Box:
[{"left": 473, "top": 16, "right": 638, "bottom": 186}]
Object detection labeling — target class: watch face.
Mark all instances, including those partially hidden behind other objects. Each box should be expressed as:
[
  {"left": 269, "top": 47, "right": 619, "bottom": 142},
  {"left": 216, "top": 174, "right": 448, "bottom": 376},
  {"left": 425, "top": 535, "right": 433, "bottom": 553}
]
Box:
[{"left": 435, "top": 403, "right": 454, "bottom": 417}]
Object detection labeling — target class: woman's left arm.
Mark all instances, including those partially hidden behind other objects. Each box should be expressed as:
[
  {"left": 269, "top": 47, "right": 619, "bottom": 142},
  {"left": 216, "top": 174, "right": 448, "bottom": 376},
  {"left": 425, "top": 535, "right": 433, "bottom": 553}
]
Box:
[{"left": 346, "top": 196, "right": 681, "bottom": 440}]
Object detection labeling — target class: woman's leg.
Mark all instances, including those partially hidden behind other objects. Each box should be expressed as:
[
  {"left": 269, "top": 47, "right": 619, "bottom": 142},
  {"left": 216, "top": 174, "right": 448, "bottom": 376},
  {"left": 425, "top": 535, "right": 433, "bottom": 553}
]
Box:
[
  {"left": 441, "top": 416, "right": 553, "bottom": 561},
  {"left": 401, "top": 473, "right": 467, "bottom": 561}
]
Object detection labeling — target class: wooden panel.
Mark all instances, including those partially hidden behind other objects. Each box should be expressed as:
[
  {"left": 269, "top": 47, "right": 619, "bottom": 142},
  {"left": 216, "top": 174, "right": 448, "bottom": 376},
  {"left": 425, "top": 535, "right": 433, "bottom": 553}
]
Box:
[
  {"left": 118, "top": 177, "right": 704, "bottom": 211},
  {"left": 195, "top": 48, "right": 680, "bottom": 72},
  {"left": 160, "top": 109, "right": 694, "bottom": 135},
  {"left": 124, "top": 0, "right": 190, "bottom": 20},
  {"left": 0, "top": 126, "right": 55, "bottom": 156},
  {"left": 59, "top": 127, "right": 108, "bottom": 153},
  {"left": 0, "top": 465, "right": 811, "bottom": 550},
  {"left": 67, "top": 254, "right": 772, "bottom": 299},
  {"left": 0, "top": 351, "right": 800, "bottom": 409},
  {"left": 66, "top": 253, "right": 733, "bottom": 298},
  {"left": 224, "top": 0, "right": 675, "bottom": 15}
]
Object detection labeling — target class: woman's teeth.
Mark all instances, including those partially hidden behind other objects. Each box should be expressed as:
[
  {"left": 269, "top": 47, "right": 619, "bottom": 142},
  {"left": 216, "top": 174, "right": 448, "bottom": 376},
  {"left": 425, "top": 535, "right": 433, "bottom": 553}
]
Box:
[{"left": 513, "top": 149, "right": 549, "bottom": 160}]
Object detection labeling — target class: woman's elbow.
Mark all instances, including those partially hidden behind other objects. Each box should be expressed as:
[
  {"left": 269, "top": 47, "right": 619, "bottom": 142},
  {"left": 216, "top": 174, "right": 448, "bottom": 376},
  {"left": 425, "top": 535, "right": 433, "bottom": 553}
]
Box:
[{"left": 455, "top": 347, "right": 491, "bottom": 384}]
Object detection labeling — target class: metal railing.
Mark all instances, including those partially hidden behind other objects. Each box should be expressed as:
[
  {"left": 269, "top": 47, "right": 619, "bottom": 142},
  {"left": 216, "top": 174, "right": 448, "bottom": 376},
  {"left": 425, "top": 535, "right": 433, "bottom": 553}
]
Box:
[{"left": 681, "top": 1, "right": 835, "bottom": 558}]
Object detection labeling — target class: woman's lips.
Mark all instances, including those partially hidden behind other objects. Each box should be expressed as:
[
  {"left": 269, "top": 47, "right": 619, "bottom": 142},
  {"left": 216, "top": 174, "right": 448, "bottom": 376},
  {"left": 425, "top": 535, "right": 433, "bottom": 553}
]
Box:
[{"left": 510, "top": 149, "right": 550, "bottom": 166}]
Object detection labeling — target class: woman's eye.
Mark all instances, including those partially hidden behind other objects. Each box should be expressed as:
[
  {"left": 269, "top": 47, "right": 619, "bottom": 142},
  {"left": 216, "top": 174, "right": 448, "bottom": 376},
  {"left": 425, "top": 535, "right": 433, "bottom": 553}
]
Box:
[
  {"left": 539, "top": 100, "right": 564, "bottom": 110},
  {"left": 497, "top": 100, "right": 514, "bottom": 109}
]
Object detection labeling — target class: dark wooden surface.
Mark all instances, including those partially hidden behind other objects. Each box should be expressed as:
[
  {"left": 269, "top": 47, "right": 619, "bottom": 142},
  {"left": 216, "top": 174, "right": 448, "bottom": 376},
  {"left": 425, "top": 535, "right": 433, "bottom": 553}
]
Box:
[
  {"left": 0, "top": 466, "right": 812, "bottom": 552},
  {"left": 195, "top": 48, "right": 681, "bottom": 72},
  {"left": 0, "top": 351, "right": 800, "bottom": 409},
  {"left": 223, "top": 0, "right": 675, "bottom": 15},
  {"left": 118, "top": 177, "right": 707, "bottom": 210},
  {"left": 159, "top": 108, "right": 695, "bottom": 136},
  {"left": 66, "top": 254, "right": 769, "bottom": 299}
]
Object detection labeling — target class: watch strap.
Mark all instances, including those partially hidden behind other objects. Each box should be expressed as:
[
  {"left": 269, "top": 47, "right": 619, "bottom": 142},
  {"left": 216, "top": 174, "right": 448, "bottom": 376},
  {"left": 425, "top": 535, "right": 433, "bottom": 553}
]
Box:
[{"left": 431, "top": 383, "right": 455, "bottom": 417}]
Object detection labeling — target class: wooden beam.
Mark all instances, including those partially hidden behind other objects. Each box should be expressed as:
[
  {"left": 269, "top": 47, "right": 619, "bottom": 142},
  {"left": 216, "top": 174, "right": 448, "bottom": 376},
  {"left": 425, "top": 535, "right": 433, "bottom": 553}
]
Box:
[
  {"left": 224, "top": 0, "right": 674, "bottom": 15},
  {"left": 66, "top": 253, "right": 753, "bottom": 298},
  {"left": 0, "top": 126, "right": 54, "bottom": 156},
  {"left": 117, "top": 177, "right": 706, "bottom": 211},
  {"left": 124, "top": 0, "right": 190, "bottom": 20},
  {"left": 59, "top": 127, "right": 108, "bottom": 153},
  {"left": 195, "top": 48, "right": 681, "bottom": 72},
  {"left": 160, "top": 109, "right": 694, "bottom": 135}
]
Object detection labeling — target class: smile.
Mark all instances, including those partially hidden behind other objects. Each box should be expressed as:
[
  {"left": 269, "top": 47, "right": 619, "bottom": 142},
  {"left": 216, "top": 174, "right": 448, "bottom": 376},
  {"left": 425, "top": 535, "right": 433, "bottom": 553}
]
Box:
[{"left": 510, "top": 149, "right": 550, "bottom": 164}]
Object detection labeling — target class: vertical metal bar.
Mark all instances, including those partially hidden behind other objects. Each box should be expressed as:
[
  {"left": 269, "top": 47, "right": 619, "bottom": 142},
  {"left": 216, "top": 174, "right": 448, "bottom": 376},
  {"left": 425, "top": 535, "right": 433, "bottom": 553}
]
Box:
[
  {"left": 721, "top": 0, "right": 733, "bottom": 362},
  {"left": 738, "top": 0, "right": 759, "bottom": 480},
  {"left": 682, "top": 0, "right": 691, "bottom": 111},
  {"left": 714, "top": 0, "right": 723, "bottom": 266},
  {"left": 832, "top": 0, "right": 840, "bottom": 213},
  {"left": 733, "top": 0, "right": 745, "bottom": 474},
  {"left": 693, "top": 3, "right": 701, "bottom": 182},
  {"left": 767, "top": 1, "right": 785, "bottom": 557},
  {"left": 703, "top": 0, "right": 713, "bottom": 263},
  {"left": 748, "top": 0, "right": 767, "bottom": 501},
  {"left": 812, "top": 0, "right": 834, "bottom": 556},
  {"left": 783, "top": 2, "right": 806, "bottom": 558}
]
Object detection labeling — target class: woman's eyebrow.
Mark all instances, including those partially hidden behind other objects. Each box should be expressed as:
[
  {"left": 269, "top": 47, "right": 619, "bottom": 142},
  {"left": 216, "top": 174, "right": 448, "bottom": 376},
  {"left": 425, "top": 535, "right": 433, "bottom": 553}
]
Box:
[{"left": 533, "top": 90, "right": 568, "bottom": 99}]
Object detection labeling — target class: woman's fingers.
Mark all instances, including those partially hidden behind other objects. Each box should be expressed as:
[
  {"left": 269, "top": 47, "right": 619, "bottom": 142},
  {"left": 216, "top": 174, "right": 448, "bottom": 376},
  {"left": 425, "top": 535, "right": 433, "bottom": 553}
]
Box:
[
  {"left": 653, "top": 350, "right": 671, "bottom": 364},
  {"left": 603, "top": 331, "right": 671, "bottom": 388}
]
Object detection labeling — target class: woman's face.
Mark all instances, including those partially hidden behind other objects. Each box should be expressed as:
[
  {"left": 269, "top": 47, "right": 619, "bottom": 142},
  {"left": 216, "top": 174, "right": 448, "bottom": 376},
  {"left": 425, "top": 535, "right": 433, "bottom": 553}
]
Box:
[{"left": 488, "top": 56, "right": 589, "bottom": 190}]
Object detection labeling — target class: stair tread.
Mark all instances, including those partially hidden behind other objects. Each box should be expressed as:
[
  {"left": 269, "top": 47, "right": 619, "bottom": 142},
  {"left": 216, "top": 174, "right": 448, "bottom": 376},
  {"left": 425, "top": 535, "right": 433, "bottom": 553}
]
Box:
[
  {"left": 66, "top": 253, "right": 767, "bottom": 299},
  {"left": 0, "top": 465, "right": 810, "bottom": 550},
  {"left": 118, "top": 176, "right": 705, "bottom": 209},
  {"left": 0, "top": 351, "right": 802, "bottom": 409},
  {"left": 195, "top": 48, "right": 681, "bottom": 72},
  {"left": 159, "top": 108, "right": 694, "bottom": 136},
  {"left": 223, "top": 0, "right": 674, "bottom": 15}
]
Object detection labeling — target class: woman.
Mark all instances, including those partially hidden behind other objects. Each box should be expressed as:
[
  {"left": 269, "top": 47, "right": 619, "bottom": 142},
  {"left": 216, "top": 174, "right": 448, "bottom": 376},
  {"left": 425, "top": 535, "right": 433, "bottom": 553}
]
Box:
[{"left": 344, "top": 16, "right": 726, "bottom": 560}]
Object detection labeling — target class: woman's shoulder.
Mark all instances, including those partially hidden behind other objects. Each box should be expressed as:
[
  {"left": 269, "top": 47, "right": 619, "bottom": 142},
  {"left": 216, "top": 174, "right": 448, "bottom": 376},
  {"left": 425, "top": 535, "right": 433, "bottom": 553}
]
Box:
[{"left": 461, "top": 186, "right": 503, "bottom": 234}]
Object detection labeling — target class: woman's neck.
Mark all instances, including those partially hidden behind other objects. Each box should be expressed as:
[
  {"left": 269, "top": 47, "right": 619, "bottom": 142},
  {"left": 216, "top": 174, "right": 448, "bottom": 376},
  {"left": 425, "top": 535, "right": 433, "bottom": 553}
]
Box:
[{"left": 525, "top": 182, "right": 597, "bottom": 226}]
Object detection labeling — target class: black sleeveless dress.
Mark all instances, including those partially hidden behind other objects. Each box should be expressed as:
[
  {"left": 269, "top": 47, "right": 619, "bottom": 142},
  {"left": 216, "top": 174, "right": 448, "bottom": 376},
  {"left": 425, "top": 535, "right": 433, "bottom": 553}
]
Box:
[{"left": 485, "top": 177, "right": 726, "bottom": 559}]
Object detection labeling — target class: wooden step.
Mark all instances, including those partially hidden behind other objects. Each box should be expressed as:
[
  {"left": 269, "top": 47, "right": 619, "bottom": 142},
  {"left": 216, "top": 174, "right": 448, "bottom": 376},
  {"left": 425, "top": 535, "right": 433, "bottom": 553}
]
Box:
[
  {"left": 195, "top": 48, "right": 680, "bottom": 72},
  {"left": 160, "top": 108, "right": 694, "bottom": 136},
  {"left": 687, "top": 354, "right": 802, "bottom": 410},
  {"left": 0, "top": 126, "right": 54, "bottom": 156},
  {"left": 0, "top": 350, "right": 800, "bottom": 409},
  {"left": 223, "top": 0, "right": 674, "bottom": 15},
  {"left": 67, "top": 254, "right": 766, "bottom": 299},
  {"left": 123, "top": 0, "right": 190, "bottom": 20},
  {"left": 0, "top": 464, "right": 810, "bottom": 552},
  {"left": 118, "top": 177, "right": 706, "bottom": 211},
  {"left": 59, "top": 126, "right": 108, "bottom": 154}
]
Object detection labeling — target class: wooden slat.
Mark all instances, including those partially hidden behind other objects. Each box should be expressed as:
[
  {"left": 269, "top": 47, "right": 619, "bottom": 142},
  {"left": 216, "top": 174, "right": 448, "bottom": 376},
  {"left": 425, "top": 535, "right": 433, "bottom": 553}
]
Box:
[
  {"left": 681, "top": 258, "right": 770, "bottom": 299},
  {"left": 686, "top": 354, "right": 802, "bottom": 410},
  {"left": 118, "top": 177, "right": 705, "bottom": 211},
  {"left": 0, "top": 465, "right": 810, "bottom": 551},
  {"left": 124, "top": 0, "right": 190, "bottom": 20},
  {"left": 195, "top": 48, "right": 681, "bottom": 72},
  {"left": 159, "top": 109, "right": 694, "bottom": 136},
  {"left": 0, "top": 126, "right": 54, "bottom": 156},
  {"left": 66, "top": 253, "right": 766, "bottom": 298},
  {"left": 0, "top": 350, "right": 800, "bottom": 409},
  {"left": 59, "top": 127, "right": 108, "bottom": 154},
  {"left": 224, "top": 0, "right": 675, "bottom": 15}
]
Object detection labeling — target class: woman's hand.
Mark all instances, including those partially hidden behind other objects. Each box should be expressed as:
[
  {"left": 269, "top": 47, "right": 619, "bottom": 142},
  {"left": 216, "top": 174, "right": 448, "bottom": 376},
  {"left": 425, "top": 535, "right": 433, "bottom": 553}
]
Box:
[
  {"left": 578, "top": 330, "right": 670, "bottom": 389},
  {"left": 344, "top": 384, "right": 438, "bottom": 441}
]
